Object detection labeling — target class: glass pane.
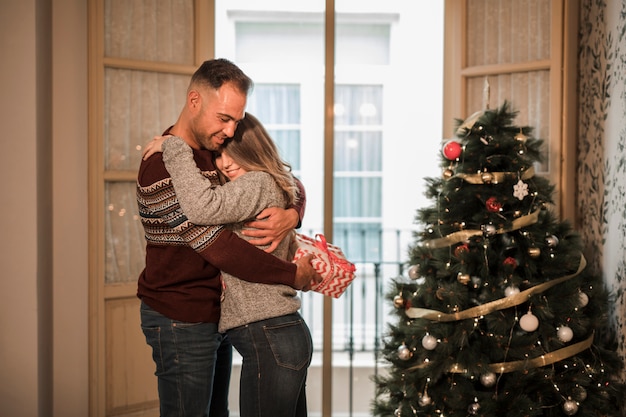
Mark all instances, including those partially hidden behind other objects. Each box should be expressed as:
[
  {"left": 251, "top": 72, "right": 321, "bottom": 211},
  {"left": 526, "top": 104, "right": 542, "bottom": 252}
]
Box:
[
  {"left": 246, "top": 84, "right": 302, "bottom": 170},
  {"left": 105, "top": 182, "right": 145, "bottom": 284},
  {"left": 335, "top": 131, "right": 382, "bottom": 171},
  {"left": 466, "top": 71, "right": 550, "bottom": 173},
  {"left": 104, "top": 68, "right": 189, "bottom": 171},
  {"left": 334, "top": 177, "right": 382, "bottom": 217},
  {"left": 104, "top": 0, "right": 195, "bottom": 64},
  {"left": 335, "top": 84, "right": 383, "bottom": 125},
  {"left": 467, "top": 0, "right": 551, "bottom": 66}
]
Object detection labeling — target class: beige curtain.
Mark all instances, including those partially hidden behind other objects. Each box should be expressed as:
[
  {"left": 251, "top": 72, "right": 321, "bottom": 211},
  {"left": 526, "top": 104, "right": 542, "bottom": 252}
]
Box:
[
  {"left": 465, "top": 0, "right": 551, "bottom": 174},
  {"left": 103, "top": 0, "right": 194, "bottom": 283}
]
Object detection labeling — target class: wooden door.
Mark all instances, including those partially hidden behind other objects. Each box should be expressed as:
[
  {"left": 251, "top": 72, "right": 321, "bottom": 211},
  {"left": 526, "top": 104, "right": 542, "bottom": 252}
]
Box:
[{"left": 88, "top": 0, "right": 214, "bottom": 415}]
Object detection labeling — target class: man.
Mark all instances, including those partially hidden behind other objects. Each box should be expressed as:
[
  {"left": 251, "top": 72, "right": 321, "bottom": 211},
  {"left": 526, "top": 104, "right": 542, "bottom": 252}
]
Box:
[{"left": 136, "top": 58, "right": 319, "bottom": 417}]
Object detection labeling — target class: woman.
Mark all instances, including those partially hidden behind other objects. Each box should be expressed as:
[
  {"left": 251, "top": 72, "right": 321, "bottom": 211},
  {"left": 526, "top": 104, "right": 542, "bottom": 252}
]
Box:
[{"left": 148, "top": 113, "right": 312, "bottom": 417}]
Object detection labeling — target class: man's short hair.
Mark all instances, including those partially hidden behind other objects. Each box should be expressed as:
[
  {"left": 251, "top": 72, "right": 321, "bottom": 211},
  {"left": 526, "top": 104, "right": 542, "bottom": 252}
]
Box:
[{"left": 190, "top": 58, "right": 253, "bottom": 96}]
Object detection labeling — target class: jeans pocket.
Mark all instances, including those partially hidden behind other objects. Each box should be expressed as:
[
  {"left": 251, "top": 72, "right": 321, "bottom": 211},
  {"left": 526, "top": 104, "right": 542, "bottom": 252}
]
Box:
[
  {"left": 141, "top": 326, "right": 164, "bottom": 375},
  {"left": 263, "top": 318, "right": 312, "bottom": 371}
]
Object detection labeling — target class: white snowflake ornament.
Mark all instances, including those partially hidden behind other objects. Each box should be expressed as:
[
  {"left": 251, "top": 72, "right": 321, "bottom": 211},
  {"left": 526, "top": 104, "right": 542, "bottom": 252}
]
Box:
[{"left": 513, "top": 179, "right": 529, "bottom": 200}]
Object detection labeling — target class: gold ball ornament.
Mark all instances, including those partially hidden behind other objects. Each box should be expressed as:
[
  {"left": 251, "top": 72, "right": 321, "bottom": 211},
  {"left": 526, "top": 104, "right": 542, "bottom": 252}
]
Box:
[
  {"left": 443, "top": 168, "right": 454, "bottom": 179},
  {"left": 527, "top": 247, "right": 541, "bottom": 258},
  {"left": 408, "top": 264, "right": 420, "bottom": 280},
  {"left": 481, "top": 172, "right": 494, "bottom": 184},
  {"left": 515, "top": 131, "right": 528, "bottom": 143},
  {"left": 457, "top": 272, "right": 471, "bottom": 285},
  {"left": 393, "top": 294, "right": 404, "bottom": 308}
]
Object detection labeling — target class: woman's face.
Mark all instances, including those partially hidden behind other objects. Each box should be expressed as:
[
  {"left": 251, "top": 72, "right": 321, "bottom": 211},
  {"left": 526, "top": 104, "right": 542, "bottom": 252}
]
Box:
[{"left": 215, "top": 149, "right": 247, "bottom": 180}]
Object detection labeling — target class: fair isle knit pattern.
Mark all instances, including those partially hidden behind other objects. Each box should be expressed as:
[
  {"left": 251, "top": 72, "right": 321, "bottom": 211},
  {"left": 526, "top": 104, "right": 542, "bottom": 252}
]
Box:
[{"left": 137, "top": 170, "right": 225, "bottom": 251}]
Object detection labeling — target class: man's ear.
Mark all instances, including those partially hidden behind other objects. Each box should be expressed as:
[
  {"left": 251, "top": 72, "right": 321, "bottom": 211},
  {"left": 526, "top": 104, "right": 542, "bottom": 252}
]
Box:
[{"left": 188, "top": 89, "right": 201, "bottom": 109}]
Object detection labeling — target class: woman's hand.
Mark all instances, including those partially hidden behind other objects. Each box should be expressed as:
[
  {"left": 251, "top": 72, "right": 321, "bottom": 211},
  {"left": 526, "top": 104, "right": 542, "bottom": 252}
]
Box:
[{"left": 142, "top": 135, "right": 172, "bottom": 160}]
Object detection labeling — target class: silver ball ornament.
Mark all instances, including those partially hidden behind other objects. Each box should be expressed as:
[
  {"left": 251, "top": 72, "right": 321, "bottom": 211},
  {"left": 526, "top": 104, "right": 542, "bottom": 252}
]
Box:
[
  {"left": 578, "top": 291, "right": 589, "bottom": 307},
  {"left": 408, "top": 264, "right": 420, "bottom": 280},
  {"left": 572, "top": 385, "right": 587, "bottom": 402},
  {"left": 397, "top": 343, "right": 411, "bottom": 360},
  {"left": 467, "top": 402, "right": 481, "bottom": 415},
  {"left": 504, "top": 285, "right": 520, "bottom": 297},
  {"left": 421, "top": 334, "right": 438, "bottom": 350},
  {"left": 519, "top": 312, "right": 539, "bottom": 332},
  {"left": 562, "top": 399, "right": 579, "bottom": 415},
  {"left": 546, "top": 234, "right": 559, "bottom": 247},
  {"left": 418, "top": 392, "right": 432, "bottom": 406},
  {"left": 480, "top": 372, "right": 496, "bottom": 387},
  {"left": 482, "top": 224, "right": 496, "bottom": 237},
  {"left": 557, "top": 325, "right": 574, "bottom": 343}
]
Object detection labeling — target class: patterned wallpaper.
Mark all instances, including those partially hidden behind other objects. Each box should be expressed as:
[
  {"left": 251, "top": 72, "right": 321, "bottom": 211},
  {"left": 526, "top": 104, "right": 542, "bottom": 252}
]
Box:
[{"left": 578, "top": 0, "right": 626, "bottom": 375}]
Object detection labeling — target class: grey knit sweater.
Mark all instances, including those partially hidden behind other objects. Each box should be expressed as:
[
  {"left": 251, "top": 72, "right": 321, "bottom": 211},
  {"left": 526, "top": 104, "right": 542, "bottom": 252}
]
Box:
[{"left": 162, "top": 136, "right": 301, "bottom": 332}]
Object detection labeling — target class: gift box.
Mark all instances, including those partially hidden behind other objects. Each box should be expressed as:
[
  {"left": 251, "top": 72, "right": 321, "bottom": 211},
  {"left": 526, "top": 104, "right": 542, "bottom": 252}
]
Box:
[{"left": 292, "top": 233, "right": 356, "bottom": 298}]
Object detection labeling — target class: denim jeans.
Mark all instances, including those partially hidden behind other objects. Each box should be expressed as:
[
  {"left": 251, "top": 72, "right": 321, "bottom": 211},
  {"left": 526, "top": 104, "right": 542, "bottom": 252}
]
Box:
[
  {"left": 140, "top": 301, "right": 232, "bottom": 417},
  {"left": 227, "top": 313, "right": 313, "bottom": 417}
]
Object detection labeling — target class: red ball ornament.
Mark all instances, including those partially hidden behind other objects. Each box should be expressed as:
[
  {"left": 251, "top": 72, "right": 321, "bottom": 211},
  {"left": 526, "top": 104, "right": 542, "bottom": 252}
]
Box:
[
  {"left": 442, "top": 140, "right": 462, "bottom": 160},
  {"left": 503, "top": 256, "right": 518, "bottom": 268},
  {"left": 454, "top": 243, "right": 470, "bottom": 257},
  {"left": 485, "top": 196, "right": 502, "bottom": 212}
]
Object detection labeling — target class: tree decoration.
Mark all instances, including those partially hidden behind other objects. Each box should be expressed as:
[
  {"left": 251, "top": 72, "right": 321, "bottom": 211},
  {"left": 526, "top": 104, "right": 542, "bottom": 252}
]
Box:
[
  {"left": 397, "top": 343, "right": 411, "bottom": 360},
  {"left": 393, "top": 294, "right": 405, "bottom": 308},
  {"left": 485, "top": 196, "right": 502, "bottom": 212},
  {"left": 562, "top": 399, "right": 579, "bottom": 415},
  {"left": 513, "top": 179, "right": 529, "bottom": 200},
  {"left": 557, "top": 325, "right": 574, "bottom": 343},
  {"left": 442, "top": 140, "right": 463, "bottom": 160},
  {"left": 520, "top": 310, "right": 539, "bottom": 332},
  {"left": 480, "top": 372, "right": 497, "bottom": 387},
  {"left": 373, "top": 102, "right": 625, "bottom": 417},
  {"left": 504, "top": 285, "right": 520, "bottom": 297},
  {"left": 421, "top": 334, "right": 438, "bottom": 350}
]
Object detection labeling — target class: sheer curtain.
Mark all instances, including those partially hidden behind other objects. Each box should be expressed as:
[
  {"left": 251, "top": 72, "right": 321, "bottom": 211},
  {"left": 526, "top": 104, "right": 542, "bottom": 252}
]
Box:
[
  {"left": 103, "top": 0, "right": 193, "bottom": 284},
  {"left": 465, "top": 0, "right": 552, "bottom": 174}
]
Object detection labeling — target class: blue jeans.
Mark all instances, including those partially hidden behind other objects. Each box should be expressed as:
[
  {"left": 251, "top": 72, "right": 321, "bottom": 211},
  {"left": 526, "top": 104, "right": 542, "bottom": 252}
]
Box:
[
  {"left": 227, "top": 313, "right": 312, "bottom": 417},
  {"left": 140, "top": 301, "right": 232, "bottom": 417}
]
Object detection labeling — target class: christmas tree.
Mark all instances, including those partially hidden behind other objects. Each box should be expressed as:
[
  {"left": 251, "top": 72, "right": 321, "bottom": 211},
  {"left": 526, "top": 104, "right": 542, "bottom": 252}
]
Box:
[{"left": 373, "top": 102, "right": 624, "bottom": 417}]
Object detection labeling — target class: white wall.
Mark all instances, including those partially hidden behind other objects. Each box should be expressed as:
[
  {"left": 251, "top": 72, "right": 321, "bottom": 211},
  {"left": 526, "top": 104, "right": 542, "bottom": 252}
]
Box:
[{"left": 0, "top": 0, "right": 89, "bottom": 416}]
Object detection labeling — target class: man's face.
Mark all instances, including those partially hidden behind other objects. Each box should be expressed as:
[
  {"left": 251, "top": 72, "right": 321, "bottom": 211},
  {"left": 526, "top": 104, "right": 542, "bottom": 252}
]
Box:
[{"left": 190, "top": 82, "right": 246, "bottom": 151}]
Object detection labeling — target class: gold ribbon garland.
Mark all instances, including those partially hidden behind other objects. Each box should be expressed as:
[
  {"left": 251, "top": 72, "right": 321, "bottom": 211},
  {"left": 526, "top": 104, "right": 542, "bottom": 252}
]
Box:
[
  {"left": 424, "top": 209, "right": 541, "bottom": 249},
  {"left": 485, "top": 333, "right": 594, "bottom": 373},
  {"left": 406, "top": 254, "right": 586, "bottom": 321},
  {"left": 450, "top": 166, "right": 535, "bottom": 185},
  {"left": 408, "top": 333, "right": 595, "bottom": 374}
]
